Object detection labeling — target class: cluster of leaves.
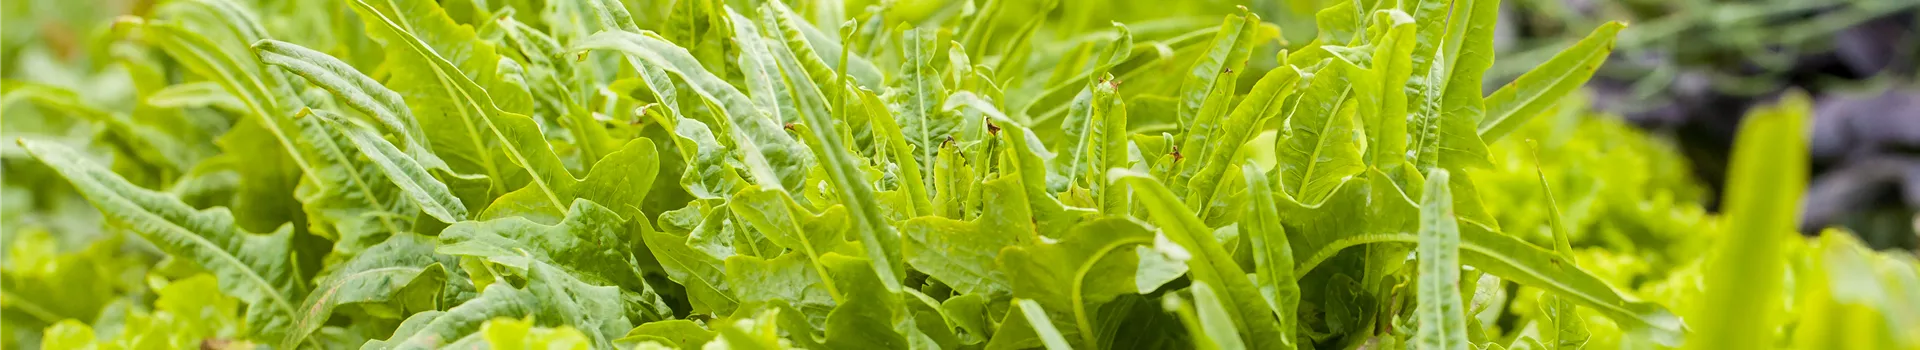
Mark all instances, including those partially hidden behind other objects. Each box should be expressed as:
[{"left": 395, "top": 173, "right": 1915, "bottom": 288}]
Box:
[{"left": 3, "top": 0, "right": 1918, "bottom": 349}]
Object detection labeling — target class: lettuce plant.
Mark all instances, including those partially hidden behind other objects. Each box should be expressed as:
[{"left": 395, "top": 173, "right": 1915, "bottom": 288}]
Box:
[{"left": 4, "top": 0, "right": 1917, "bottom": 349}]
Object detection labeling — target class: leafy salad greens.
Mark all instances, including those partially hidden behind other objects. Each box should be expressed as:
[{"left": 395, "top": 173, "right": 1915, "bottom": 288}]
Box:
[{"left": 3, "top": 0, "right": 1917, "bottom": 349}]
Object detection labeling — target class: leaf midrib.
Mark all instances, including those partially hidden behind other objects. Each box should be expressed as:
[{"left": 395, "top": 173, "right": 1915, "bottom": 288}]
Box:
[
  {"left": 363, "top": 0, "right": 567, "bottom": 211},
  {"left": 109, "top": 193, "right": 298, "bottom": 326},
  {"left": 1188, "top": 75, "right": 1294, "bottom": 212},
  {"left": 304, "top": 113, "right": 409, "bottom": 234},
  {"left": 906, "top": 30, "right": 937, "bottom": 193},
  {"left": 152, "top": 26, "right": 321, "bottom": 192},
  {"left": 1292, "top": 232, "right": 1655, "bottom": 326},
  {"left": 1478, "top": 30, "right": 1615, "bottom": 136},
  {"left": 1291, "top": 88, "right": 1355, "bottom": 203}
]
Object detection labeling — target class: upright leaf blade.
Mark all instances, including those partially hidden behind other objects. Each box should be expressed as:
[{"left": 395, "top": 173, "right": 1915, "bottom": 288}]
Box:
[
  {"left": 574, "top": 30, "right": 815, "bottom": 192},
  {"left": 1363, "top": 11, "right": 1417, "bottom": 167},
  {"left": 1016, "top": 299, "right": 1075, "bottom": 350},
  {"left": 1184, "top": 65, "right": 1300, "bottom": 212},
  {"left": 1176, "top": 10, "right": 1260, "bottom": 128},
  {"left": 856, "top": 85, "right": 933, "bottom": 216},
  {"left": 252, "top": 39, "right": 436, "bottom": 167},
  {"left": 1279, "top": 62, "right": 1363, "bottom": 205},
  {"left": 349, "top": 0, "right": 578, "bottom": 209},
  {"left": 1479, "top": 22, "right": 1625, "bottom": 143},
  {"left": 1686, "top": 93, "right": 1811, "bottom": 350},
  {"left": 1113, "top": 170, "right": 1286, "bottom": 348},
  {"left": 1243, "top": 164, "right": 1299, "bottom": 348},
  {"left": 889, "top": 26, "right": 953, "bottom": 186},
  {"left": 1188, "top": 281, "right": 1248, "bottom": 350},
  {"left": 1414, "top": 170, "right": 1469, "bottom": 350},
  {"left": 746, "top": 9, "right": 906, "bottom": 292},
  {"left": 318, "top": 115, "right": 468, "bottom": 223}
]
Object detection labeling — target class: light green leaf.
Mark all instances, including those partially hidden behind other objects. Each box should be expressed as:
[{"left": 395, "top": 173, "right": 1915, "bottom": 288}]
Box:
[
  {"left": 1438, "top": 0, "right": 1500, "bottom": 171},
  {"left": 889, "top": 26, "right": 954, "bottom": 181},
  {"left": 289, "top": 233, "right": 452, "bottom": 348},
  {"left": 1175, "top": 9, "right": 1260, "bottom": 128},
  {"left": 1242, "top": 164, "right": 1299, "bottom": 348},
  {"left": 1052, "top": 26, "right": 1132, "bottom": 192},
  {"left": 1, "top": 231, "right": 139, "bottom": 329},
  {"left": 617, "top": 320, "right": 717, "bottom": 349},
  {"left": 821, "top": 254, "right": 910, "bottom": 349},
  {"left": 480, "top": 137, "right": 662, "bottom": 221},
  {"left": 627, "top": 61, "right": 745, "bottom": 201},
  {"left": 707, "top": 308, "right": 791, "bottom": 350},
  {"left": 1403, "top": 0, "right": 1496, "bottom": 175},
  {"left": 291, "top": 108, "right": 416, "bottom": 258},
  {"left": 364, "top": 283, "right": 539, "bottom": 350},
  {"left": 1135, "top": 240, "right": 1190, "bottom": 294},
  {"left": 729, "top": 186, "right": 851, "bottom": 300},
  {"left": 748, "top": 9, "right": 906, "bottom": 293},
  {"left": 902, "top": 175, "right": 1033, "bottom": 296},
  {"left": 19, "top": 139, "right": 304, "bottom": 346},
  {"left": 725, "top": 252, "right": 837, "bottom": 317},
  {"left": 1477, "top": 22, "right": 1624, "bottom": 143},
  {"left": 313, "top": 114, "right": 467, "bottom": 223},
  {"left": 1091, "top": 83, "right": 1133, "bottom": 214},
  {"left": 1285, "top": 182, "right": 1680, "bottom": 340},
  {"left": 1312, "top": 1, "right": 1363, "bottom": 45},
  {"left": 1531, "top": 141, "right": 1591, "bottom": 350},
  {"left": 480, "top": 317, "right": 594, "bottom": 350},
  {"left": 146, "top": 81, "right": 246, "bottom": 112},
  {"left": 1112, "top": 170, "right": 1286, "bottom": 348},
  {"left": 252, "top": 39, "right": 437, "bottom": 168},
  {"left": 1686, "top": 93, "right": 1810, "bottom": 350},
  {"left": 440, "top": 200, "right": 655, "bottom": 293},
  {"left": 643, "top": 204, "right": 740, "bottom": 315},
  {"left": 945, "top": 93, "right": 1090, "bottom": 234},
  {"left": 1188, "top": 281, "right": 1248, "bottom": 350},
  {"left": 1415, "top": 170, "right": 1470, "bottom": 350},
  {"left": 730, "top": 8, "right": 803, "bottom": 126},
  {"left": 40, "top": 320, "right": 96, "bottom": 350},
  {"left": 1016, "top": 299, "right": 1075, "bottom": 350},
  {"left": 855, "top": 85, "right": 933, "bottom": 216},
  {"left": 573, "top": 30, "right": 814, "bottom": 192},
  {"left": 1362, "top": 10, "right": 1417, "bottom": 167},
  {"left": 355, "top": 0, "right": 651, "bottom": 223},
  {"left": 492, "top": 17, "right": 617, "bottom": 168},
  {"left": 1278, "top": 62, "right": 1363, "bottom": 205},
  {"left": 1169, "top": 51, "right": 1244, "bottom": 195},
  {"left": 1001, "top": 218, "right": 1156, "bottom": 348},
  {"left": 1182, "top": 65, "right": 1299, "bottom": 214},
  {"left": 128, "top": 14, "right": 330, "bottom": 233},
  {"left": 521, "top": 261, "right": 641, "bottom": 348},
  {"left": 344, "top": 0, "right": 522, "bottom": 197}
]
